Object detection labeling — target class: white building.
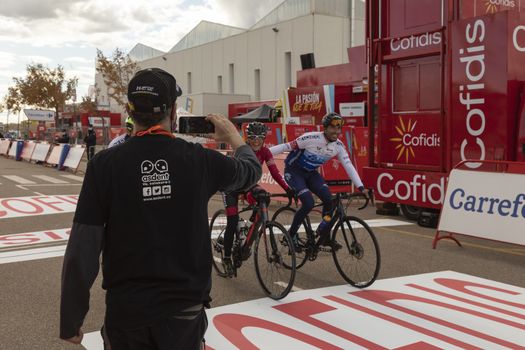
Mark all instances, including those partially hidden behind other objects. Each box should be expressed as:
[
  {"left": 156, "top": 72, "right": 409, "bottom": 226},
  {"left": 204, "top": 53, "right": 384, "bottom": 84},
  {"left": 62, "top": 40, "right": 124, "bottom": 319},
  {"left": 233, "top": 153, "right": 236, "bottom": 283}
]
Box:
[{"left": 96, "top": 0, "right": 365, "bottom": 120}]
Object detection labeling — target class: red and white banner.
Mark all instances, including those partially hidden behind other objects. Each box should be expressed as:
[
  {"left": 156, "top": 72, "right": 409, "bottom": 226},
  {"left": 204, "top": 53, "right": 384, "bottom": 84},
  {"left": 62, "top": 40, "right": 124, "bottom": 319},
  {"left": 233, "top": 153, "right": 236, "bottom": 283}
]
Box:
[
  {"left": 0, "top": 228, "right": 70, "bottom": 248},
  {"left": 203, "top": 271, "right": 525, "bottom": 349},
  {"left": 81, "top": 271, "right": 525, "bottom": 349},
  {"left": 0, "top": 195, "right": 78, "bottom": 219}
]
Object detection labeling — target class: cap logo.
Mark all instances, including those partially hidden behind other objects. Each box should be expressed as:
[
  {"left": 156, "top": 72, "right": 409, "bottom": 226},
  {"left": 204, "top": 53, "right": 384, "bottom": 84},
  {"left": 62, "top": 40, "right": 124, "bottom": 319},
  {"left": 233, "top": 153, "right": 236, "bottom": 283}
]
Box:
[{"left": 136, "top": 86, "right": 155, "bottom": 92}]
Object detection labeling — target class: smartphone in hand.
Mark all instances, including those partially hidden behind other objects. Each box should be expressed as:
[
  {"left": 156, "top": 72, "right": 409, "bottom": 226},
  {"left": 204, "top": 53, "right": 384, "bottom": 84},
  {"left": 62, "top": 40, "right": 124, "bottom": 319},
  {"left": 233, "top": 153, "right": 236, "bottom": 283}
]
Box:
[{"left": 178, "top": 116, "right": 215, "bottom": 134}]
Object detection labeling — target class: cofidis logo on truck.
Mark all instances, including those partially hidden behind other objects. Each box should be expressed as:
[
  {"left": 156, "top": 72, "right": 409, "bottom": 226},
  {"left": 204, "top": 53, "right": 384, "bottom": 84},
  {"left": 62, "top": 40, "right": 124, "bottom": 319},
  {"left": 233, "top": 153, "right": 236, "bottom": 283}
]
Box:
[
  {"left": 485, "top": 0, "right": 515, "bottom": 14},
  {"left": 389, "top": 116, "right": 440, "bottom": 163}
]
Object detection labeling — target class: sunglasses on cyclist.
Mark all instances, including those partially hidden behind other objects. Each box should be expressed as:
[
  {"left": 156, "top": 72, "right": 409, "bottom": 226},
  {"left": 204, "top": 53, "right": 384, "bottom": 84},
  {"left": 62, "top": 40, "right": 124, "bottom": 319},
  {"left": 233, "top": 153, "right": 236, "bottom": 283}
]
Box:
[
  {"left": 328, "top": 119, "right": 344, "bottom": 127},
  {"left": 248, "top": 135, "right": 265, "bottom": 140}
]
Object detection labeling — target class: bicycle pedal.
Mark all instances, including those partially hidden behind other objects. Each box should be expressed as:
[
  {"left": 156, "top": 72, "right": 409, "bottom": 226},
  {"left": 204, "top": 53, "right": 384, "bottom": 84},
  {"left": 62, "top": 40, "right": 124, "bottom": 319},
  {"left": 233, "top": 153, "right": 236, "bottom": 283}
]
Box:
[{"left": 319, "top": 246, "right": 332, "bottom": 253}]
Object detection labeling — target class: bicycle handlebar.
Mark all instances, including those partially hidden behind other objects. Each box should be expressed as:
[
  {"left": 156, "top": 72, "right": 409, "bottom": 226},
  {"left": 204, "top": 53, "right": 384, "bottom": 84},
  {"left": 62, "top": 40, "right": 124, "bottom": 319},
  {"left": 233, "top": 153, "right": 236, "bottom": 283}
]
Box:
[
  {"left": 337, "top": 189, "right": 374, "bottom": 210},
  {"left": 270, "top": 193, "right": 296, "bottom": 207}
]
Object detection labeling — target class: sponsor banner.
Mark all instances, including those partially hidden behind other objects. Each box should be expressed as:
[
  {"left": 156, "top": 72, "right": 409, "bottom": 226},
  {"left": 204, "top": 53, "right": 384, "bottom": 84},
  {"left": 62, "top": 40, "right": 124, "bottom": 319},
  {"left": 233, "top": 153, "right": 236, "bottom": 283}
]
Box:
[
  {"left": 0, "top": 139, "right": 11, "bottom": 155},
  {"left": 460, "top": 0, "right": 525, "bottom": 19},
  {"left": 46, "top": 144, "right": 63, "bottom": 165},
  {"left": 63, "top": 145, "right": 85, "bottom": 170},
  {"left": 257, "top": 154, "right": 287, "bottom": 201},
  {"left": 383, "top": 31, "right": 442, "bottom": 60},
  {"left": 439, "top": 169, "right": 525, "bottom": 245},
  {"left": 82, "top": 271, "right": 525, "bottom": 349},
  {"left": 381, "top": 114, "right": 442, "bottom": 167},
  {"left": 0, "top": 195, "right": 79, "bottom": 220},
  {"left": 288, "top": 86, "right": 326, "bottom": 124},
  {"left": 363, "top": 167, "right": 447, "bottom": 208},
  {"left": 31, "top": 142, "right": 51, "bottom": 162},
  {"left": 23, "top": 109, "right": 55, "bottom": 122},
  {"left": 285, "top": 124, "right": 319, "bottom": 142},
  {"left": 339, "top": 102, "right": 365, "bottom": 117},
  {"left": 88, "top": 117, "right": 110, "bottom": 128},
  {"left": 0, "top": 228, "right": 70, "bottom": 249},
  {"left": 20, "top": 141, "right": 37, "bottom": 161},
  {"left": 451, "top": 13, "right": 509, "bottom": 169}
]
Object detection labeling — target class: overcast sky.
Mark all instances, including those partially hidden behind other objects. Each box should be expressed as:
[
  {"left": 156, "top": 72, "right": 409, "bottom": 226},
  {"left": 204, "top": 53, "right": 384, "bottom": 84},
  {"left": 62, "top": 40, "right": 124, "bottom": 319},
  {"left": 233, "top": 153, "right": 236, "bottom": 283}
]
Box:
[{"left": 0, "top": 0, "right": 284, "bottom": 124}]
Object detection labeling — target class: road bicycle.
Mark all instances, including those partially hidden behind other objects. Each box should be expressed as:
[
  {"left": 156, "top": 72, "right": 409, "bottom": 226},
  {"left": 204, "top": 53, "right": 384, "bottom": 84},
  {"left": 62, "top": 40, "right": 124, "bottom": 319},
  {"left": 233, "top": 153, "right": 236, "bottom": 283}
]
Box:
[
  {"left": 272, "top": 183, "right": 380, "bottom": 288},
  {"left": 210, "top": 189, "right": 296, "bottom": 300}
]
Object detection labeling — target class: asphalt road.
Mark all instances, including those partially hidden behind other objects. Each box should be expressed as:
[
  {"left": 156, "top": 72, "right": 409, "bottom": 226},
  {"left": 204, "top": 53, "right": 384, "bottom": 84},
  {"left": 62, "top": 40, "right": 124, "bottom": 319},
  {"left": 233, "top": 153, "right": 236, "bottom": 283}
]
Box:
[{"left": 0, "top": 155, "right": 524, "bottom": 350}]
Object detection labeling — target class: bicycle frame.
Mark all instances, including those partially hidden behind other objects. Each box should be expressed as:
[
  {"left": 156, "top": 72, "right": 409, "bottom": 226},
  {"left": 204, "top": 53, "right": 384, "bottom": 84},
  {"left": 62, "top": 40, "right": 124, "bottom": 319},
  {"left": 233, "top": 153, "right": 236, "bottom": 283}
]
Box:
[{"left": 234, "top": 192, "right": 271, "bottom": 263}]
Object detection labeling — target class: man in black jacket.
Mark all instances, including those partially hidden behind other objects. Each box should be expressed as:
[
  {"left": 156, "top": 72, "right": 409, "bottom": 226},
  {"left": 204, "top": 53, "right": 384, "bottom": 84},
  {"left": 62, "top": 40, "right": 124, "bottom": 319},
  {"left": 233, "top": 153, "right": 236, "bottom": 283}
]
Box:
[
  {"left": 84, "top": 125, "right": 96, "bottom": 160},
  {"left": 60, "top": 68, "right": 262, "bottom": 349}
]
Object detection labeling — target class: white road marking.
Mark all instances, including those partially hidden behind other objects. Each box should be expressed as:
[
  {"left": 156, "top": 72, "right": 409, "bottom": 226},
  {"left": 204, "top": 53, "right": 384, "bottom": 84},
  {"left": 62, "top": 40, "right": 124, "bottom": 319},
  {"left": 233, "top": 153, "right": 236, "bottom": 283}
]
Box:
[
  {"left": 15, "top": 183, "right": 82, "bottom": 189},
  {"left": 32, "top": 175, "right": 69, "bottom": 184},
  {"left": 33, "top": 192, "right": 45, "bottom": 196},
  {"left": 2, "top": 175, "right": 36, "bottom": 184},
  {"left": 274, "top": 281, "right": 303, "bottom": 292},
  {"left": 210, "top": 218, "right": 411, "bottom": 239},
  {"left": 60, "top": 174, "right": 84, "bottom": 182},
  {"left": 0, "top": 245, "right": 66, "bottom": 264}
]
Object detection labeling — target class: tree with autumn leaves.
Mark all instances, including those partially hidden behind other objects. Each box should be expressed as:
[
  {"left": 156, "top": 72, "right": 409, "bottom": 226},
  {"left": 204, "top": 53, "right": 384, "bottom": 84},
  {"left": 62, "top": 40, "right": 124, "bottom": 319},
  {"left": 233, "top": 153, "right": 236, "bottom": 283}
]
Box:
[
  {"left": 7, "top": 64, "right": 77, "bottom": 127},
  {"left": 96, "top": 48, "right": 138, "bottom": 112}
]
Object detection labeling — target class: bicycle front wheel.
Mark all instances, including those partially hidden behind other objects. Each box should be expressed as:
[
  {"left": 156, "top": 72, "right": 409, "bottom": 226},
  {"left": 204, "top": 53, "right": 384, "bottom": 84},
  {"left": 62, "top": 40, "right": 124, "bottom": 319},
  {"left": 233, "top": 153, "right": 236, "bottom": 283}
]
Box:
[
  {"left": 210, "top": 209, "right": 228, "bottom": 277},
  {"left": 332, "top": 216, "right": 381, "bottom": 288},
  {"left": 271, "top": 207, "right": 309, "bottom": 269},
  {"left": 254, "top": 221, "right": 296, "bottom": 300}
]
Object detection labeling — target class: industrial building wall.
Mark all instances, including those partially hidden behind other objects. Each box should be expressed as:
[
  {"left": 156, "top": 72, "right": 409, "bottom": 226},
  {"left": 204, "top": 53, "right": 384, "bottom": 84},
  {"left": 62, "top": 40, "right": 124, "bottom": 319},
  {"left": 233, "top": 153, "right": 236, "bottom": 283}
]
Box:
[{"left": 99, "top": 11, "right": 364, "bottom": 117}]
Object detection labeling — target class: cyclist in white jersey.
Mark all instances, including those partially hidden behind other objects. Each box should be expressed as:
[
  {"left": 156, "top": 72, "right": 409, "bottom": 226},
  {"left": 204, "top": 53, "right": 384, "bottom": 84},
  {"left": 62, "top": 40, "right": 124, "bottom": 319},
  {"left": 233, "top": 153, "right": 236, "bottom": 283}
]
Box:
[
  {"left": 108, "top": 117, "right": 134, "bottom": 148},
  {"left": 270, "top": 112, "right": 366, "bottom": 250}
]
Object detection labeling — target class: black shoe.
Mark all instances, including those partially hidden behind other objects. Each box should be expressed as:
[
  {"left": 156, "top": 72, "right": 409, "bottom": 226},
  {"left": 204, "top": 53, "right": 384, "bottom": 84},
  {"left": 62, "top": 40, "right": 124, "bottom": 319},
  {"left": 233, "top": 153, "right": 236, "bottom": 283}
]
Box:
[
  {"left": 291, "top": 235, "right": 303, "bottom": 253},
  {"left": 222, "top": 257, "right": 235, "bottom": 277},
  {"left": 319, "top": 236, "right": 342, "bottom": 252}
]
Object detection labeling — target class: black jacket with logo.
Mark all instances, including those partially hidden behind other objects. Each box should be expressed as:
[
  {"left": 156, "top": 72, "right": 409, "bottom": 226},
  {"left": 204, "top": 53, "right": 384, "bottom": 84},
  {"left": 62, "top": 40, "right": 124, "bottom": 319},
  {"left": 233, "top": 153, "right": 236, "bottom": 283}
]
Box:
[{"left": 60, "top": 134, "right": 261, "bottom": 338}]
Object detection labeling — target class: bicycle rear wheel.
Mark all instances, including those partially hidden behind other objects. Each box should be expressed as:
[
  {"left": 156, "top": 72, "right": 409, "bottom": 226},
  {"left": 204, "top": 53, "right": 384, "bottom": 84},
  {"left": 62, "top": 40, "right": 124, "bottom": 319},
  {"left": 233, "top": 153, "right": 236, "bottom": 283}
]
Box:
[
  {"left": 332, "top": 216, "right": 380, "bottom": 288},
  {"left": 254, "top": 221, "right": 296, "bottom": 300},
  {"left": 210, "top": 209, "right": 228, "bottom": 277},
  {"left": 271, "top": 207, "right": 308, "bottom": 269}
]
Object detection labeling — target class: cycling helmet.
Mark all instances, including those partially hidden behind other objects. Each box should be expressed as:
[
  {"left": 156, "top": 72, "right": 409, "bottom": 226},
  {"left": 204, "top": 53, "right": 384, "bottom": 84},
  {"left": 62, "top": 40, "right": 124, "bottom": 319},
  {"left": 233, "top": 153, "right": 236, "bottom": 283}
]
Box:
[
  {"left": 321, "top": 112, "right": 344, "bottom": 128},
  {"left": 246, "top": 122, "right": 267, "bottom": 139},
  {"left": 125, "top": 117, "right": 134, "bottom": 131}
]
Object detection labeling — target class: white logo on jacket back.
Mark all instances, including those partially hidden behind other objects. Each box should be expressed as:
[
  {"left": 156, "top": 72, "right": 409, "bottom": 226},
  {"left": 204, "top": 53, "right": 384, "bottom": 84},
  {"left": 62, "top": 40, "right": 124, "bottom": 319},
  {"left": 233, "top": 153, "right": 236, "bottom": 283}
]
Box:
[{"left": 141, "top": 159, "right": 172, "bottom": 201}]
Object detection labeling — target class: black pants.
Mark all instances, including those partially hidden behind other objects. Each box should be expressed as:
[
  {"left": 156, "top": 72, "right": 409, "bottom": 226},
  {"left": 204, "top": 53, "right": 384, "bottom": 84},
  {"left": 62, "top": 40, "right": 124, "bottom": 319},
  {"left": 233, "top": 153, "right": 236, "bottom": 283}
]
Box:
[
  {"left": 101, "top": 309, "right": 207, "bottom": 350},
  {"left": 87, "top": 145, "right": 95, "bottom": 160}
]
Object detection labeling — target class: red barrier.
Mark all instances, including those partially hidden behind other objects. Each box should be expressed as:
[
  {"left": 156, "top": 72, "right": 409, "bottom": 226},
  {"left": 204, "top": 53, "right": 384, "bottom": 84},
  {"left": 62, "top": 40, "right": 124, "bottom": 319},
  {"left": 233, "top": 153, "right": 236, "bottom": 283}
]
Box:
[{"left": 285, "top": 124, "right": 319, "bottom": 142}]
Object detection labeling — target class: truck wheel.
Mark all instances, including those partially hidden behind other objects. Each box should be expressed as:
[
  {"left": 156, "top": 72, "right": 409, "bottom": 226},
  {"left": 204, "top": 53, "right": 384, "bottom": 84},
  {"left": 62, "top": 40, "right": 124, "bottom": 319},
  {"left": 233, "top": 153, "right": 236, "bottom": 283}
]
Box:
[{"left": 400, "top": 204, "right": 422, "bottom": 221}]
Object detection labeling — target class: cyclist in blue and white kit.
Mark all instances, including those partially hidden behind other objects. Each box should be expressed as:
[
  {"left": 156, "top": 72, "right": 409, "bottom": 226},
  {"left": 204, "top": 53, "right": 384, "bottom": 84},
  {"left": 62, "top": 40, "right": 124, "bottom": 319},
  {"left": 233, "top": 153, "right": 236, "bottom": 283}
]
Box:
[
  {"left": 270, "top": 112, "right": 366, "bottom": 250},
  {"left": 108, "top": 117, "right": 134, "bottom": 148}
]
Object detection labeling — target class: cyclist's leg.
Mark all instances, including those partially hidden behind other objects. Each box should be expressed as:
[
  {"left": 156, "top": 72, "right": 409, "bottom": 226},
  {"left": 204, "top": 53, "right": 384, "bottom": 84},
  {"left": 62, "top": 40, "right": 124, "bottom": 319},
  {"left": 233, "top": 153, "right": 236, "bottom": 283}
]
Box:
[
  {"left": 307, "top": 172, "right": 333, "bottom": 220},
  {"left": 308, "top": 173, "right": 340, "bottom": 249},
  {"left": 284, "top": 167, "right": 311, "bottom": 239}
]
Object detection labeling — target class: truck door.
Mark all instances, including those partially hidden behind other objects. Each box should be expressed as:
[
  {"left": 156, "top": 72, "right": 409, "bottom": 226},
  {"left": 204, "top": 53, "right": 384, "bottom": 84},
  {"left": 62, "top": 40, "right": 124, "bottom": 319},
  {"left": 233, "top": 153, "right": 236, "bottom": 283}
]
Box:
[{"left": 375, "top": 0, "right": 446, "bottom": 171}]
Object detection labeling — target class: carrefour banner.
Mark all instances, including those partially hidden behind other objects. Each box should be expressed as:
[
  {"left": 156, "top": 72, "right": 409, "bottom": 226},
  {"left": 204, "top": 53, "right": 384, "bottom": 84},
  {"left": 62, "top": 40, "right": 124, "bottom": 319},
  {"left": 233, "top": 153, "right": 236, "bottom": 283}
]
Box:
[{"left": 439, "top": 169, "right": 525, "bottom": 245}]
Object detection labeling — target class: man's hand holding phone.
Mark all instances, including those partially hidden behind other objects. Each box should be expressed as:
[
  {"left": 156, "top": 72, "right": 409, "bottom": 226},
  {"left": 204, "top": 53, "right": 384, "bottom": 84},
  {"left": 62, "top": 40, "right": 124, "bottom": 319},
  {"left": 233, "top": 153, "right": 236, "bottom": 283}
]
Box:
[{"left": 206, "top": 114, "right": 244, "bottom": 150}]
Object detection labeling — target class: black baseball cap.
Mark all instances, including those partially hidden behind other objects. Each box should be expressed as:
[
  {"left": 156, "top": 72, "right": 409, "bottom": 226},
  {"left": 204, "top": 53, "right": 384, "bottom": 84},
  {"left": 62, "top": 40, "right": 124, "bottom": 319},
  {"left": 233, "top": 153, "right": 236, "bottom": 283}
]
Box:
[{"left": 127, "top": 68, "right": 182, "bottom": 113}]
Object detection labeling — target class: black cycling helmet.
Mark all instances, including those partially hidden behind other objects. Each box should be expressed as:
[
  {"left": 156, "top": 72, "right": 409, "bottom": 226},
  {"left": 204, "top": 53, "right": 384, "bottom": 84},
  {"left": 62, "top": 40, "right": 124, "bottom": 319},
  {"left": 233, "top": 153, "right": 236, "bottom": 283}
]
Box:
[
  {"left": 321, "top": 112, "right": 344, "bottom": 128},
  {"left": 246, "top": 122, "right": 267, "bottom": 138}
]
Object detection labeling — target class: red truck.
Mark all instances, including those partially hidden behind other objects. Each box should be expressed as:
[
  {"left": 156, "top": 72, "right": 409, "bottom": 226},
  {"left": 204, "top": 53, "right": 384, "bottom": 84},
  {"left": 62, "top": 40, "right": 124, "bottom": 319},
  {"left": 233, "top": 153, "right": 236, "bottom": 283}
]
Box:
[
  {"left": 363, "top": 0, "right": 525, "bottom": 220},
  {"left": 228, "top": 0, "right": 525, "bottom": 223}
]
